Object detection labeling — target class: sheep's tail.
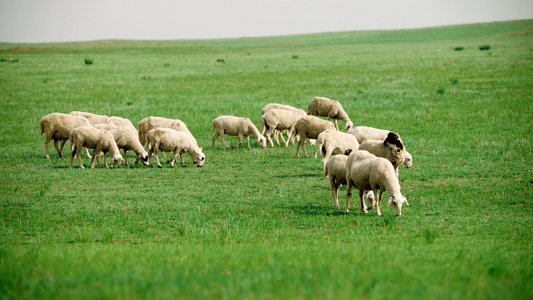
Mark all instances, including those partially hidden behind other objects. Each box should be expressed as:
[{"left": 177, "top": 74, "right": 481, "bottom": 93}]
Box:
[
  {"left": 39, "top": 120, "right": 44, "bottom": 136},
  {"left": 323, "top": 164, "right": 329, "bottom": 177},
  {"left": 260, "top": 117, "right": 266, "bottom": 135},
  {"left": 210, "top": 124, "right": 215, "bottom": 134}
]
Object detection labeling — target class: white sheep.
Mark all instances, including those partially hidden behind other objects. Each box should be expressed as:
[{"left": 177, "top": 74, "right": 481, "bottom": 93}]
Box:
[
  {"left": 69, "top": 111, "right": 115, "bottom": 126},
  {"left": 358, "top": 132, "right": 407, "bottom": 177},
  {"left": 211, "top": 115, "right": 267, "bottom": 150},
  {"left": 69, "top": 126, "right": 123, "bottom": 169},
  {"left": 109, "top": 116, "right": 137, "bottom": 132},
  {"left": 323, "top": 155, "right": 375, "bottom": 210},
  {"left": 294, "top": 115, "right": 336, "bottom": 157},
  {"left": 307, "top": 96, "right": 353, "bottom": 131},
  {"left": 314, "top": 129, "right": 360, "bottom": 169},
  {"left": 345, "top": 150, "right": 409, "bottom": 216},
  {"left": 145, "top": 128, "right": 205, "bottom": 168},
  {"left": 94, "top": 124, "right": 149, "bottom": 166},
  {"left": 347, "top": 126, "right": 390, "bottom": 144},
  {"left": 261, "top": 109, "right": 306, "bottom": 147},
  {"left": 138, "top": 116, "right": 197, "bottom": 147},
  {"left": 39, "top": 112, "right": 93, "bottom": 159},
  {"left": 261, "top": 103, "right": 306, "bottom": 146}
]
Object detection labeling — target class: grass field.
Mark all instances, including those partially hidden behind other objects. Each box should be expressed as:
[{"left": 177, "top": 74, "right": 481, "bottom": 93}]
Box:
[{"left": 1, "top": 20, "right": 532, "bottom": 299}]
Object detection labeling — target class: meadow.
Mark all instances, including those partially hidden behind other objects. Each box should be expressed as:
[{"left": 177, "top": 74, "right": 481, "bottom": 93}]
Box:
[{"left": 0, "top": 20, "right": 532, "bottom": 299}]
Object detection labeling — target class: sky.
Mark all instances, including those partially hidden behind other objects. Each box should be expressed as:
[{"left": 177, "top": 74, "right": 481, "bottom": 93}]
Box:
[{"left": 1, "top": 0, "right": 532, "bottom": 43}]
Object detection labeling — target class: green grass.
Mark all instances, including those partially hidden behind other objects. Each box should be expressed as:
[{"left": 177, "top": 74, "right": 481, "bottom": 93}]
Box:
[{"left": 1, "top": 19, "right": 532, "bottom": 299}]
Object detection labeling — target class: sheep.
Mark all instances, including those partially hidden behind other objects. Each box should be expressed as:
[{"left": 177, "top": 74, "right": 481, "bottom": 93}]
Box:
[
  {"left": 109, "top": 116, "right": 137, "bottom": 132},
  {"left": 211, "top": 115, "right": 267, "bottom": 150},
  {"left": 261, "top": 103, "right": 306, "bottom": 146},
  {"left": 323, "top": 155, "right": 375, "bottom": 210},
  {"left": 261, "top": 109, "right": 306, "bottom": 147},
  {"left": 94, "top": 124, "right": 149, "bottom": 166},
  {"left": 138, "top": 116, "right": 197, "bottom": 147},
  {"left": 69, "top": 111, "right": 115, "bottom": 126},
  {"left": 307, "top": 96, "right": 353, "bottom": 131},
  {"left": 347, "top": 126, "right": 390, "bottom": 144},
  {"left": 293, "top": 115, "right": 336, "bottom": 158},
  {"left": 39, "top": 112, "right": 93, "bottom": 159},
  {"left": 145, "top": 128, "right": 205, "bottom": 168},
  {"left": 358, "top": 132, "right": 406, "bottom": 177},
  {"left": 314, "top": 129, "right": 360, "bottom": 169},
  {"left": 345, "top": 150, "right": 409, "bottom": 216},
  {"left": 69, "top": 126, "right": 123, "bottom": 169}
]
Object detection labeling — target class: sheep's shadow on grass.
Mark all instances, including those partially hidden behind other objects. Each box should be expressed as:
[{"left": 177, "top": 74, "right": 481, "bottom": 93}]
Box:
[
  {"left": 285, "top": 203, "right": 352, "bottom": 217},
  {"left": 274, "top": 173, "right": 321, "bottom": 179}
]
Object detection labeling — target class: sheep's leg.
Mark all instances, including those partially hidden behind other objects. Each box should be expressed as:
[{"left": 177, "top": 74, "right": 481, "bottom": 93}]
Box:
[
  {"left": 169, "top": 151, "right": 179, "bottom": 168},
  {"left": 345, "top": 180, "right": 352, "bottom": 212},
  {"left": 153, "top": 147, "right": 163, "bottom": 168},
  {"left": 284, "top": 130, "right": 293, "bottom": 148},
  {"left": 103, "top": 152, "right": 109, "bottom": 168},
  {"left": 264, "top": 127, "right": 275, "bottom": 148},
  {"left": 246, "top": 136, "right": 251, "bottom": 150},
  {"left": 332, "top": 118, "right": 339, "bottom": 131},
  {"left": 53, "top": 139, "right": 62, "bottom": 158},
  {"left": 70, "top": 145, "right": 83, "bottom": 169},
  {"left": 330, "top": 177, "right": 340, "bottom": 209},
  {"left": 90, "top": 150, "right": 98, "bottom": 169},
  {"left": 220, "top": 133, "right": 232, "bottom": 149},
  {"left": 359, "top": 189, "right": 368, "bottom": 214},
  {"left": 123, "top": 150, "right": 129, "bottom": 167},
  {"left": 301, "top": 142, "right": 310, "bottom": 158},
  {"left": 44, "top": 135, "right": 52, "bottom": 159},
  {"left": 278, "top": 130, "right": 287, "bottom": 145},
  {"left": 375, "top": 189, "right": 383, "bottom": 216},
  {"left": 59, "top": 140, "right": 68, "bottom": 157},
  {"left": 179, "top": 152, "right": 186, "bottom": 167},
  {"left": 211, "top": 132, "right": 219, "bottom": 149},
  {"left": 84, "top": 147, "right": 92, "bottom": 158},
  {"left": 296, "top": 133, "right": 305, "bottom": 157}
]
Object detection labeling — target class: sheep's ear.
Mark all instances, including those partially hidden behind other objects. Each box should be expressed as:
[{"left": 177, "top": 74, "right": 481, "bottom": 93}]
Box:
[
  {"left": 387, "top": 197, "right": 393, "bottom": 207},
  {"left": 198, "top": 145, "right": 203, "bottom": 150},
  {"left": 403, "top": 197, "right": 409, "bottom": 206},
  {"left": 345, "top": 149, "right": 353, "bottom": 155}
]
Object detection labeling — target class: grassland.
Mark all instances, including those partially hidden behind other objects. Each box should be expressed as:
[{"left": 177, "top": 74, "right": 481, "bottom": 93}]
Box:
[{"left": 0, "top": 20, "right": 532, "bottom": 299}]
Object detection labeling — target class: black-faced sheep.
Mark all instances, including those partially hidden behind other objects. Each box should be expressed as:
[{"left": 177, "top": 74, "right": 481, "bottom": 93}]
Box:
[
  {"left": 358, "top": 132, "right": 406, "bottom": 177},
  {"left": 39, "top": 112, "right": 93, "bottom": 159},
  {"left": 69, "top": 126, "right": 123, "bottom": 169},
  {"left": 294, "top": 115, "right": 336, "bottom": 158},
  {"left": 307, "top": 96, "right": 353, "bottom": 131},
  {"left": 345, "top": 150, "right": 409, "bottom": 216},
  {"left": 145, "top": 128, "right": 205, "bottom": 168},
  {"left": 211, "top": 115, "right": 267, "bottom": 150}
]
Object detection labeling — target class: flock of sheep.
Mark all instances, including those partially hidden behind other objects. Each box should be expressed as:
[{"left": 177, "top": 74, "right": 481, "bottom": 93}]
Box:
[{"left": 39, "top": 96, "right": 412, "bottom": 216}]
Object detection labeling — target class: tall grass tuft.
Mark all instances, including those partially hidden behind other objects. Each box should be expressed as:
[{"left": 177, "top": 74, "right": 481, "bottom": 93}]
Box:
[
  {"left": 479, "top": 45, "right": 491, "bottom": 51},
  {"left": 84, "top": 58, "right": 94, "bottom": 65}
]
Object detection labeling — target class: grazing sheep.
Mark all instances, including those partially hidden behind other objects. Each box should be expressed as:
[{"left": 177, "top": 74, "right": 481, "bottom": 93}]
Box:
[
  {"left": 39, "top": 112, "right": 93, "bottom": 159},
  {"left": 211, "top": 115, "right": 267, "bottom": 150},
  {"left": 307, "top": 96, "right": 353, "bottom": 131},
  {"left": 323, "top": 155, "right": 374, "bottom": 209},
  {"left": 94, "top": 124, "right": 149, "bottom": 166},
  {"left": 347, "top": 126, "right": 390, "bottom": 144},
  {"left": 69, "top": 111, "right": 115, "bottom": 126},
  {"left": 261, "top": 109, "right": 306, "bottom": 147},
  {"left": 358, "top": 132, "right": 406, "bottom": 177},
  {"left": 294, "top": 115, "right": 335, "bottom": 158},
  {"left": 69, "top": 126, "right": 123, "bottom": 169},
  {"left": 261, "top": 103, "right": 306, "bottom": 146},
  {"left": 145, "top": 128, "right": 205, "bottom": 168},
  {"left": 138, "top": 116, "right": 197, "bottom": 147},
  {"left": 314, "top": 129, "right": 359, "bottom": 169},
  {"left": 345, "top": 150, "right": 409, "bottom": 216}
]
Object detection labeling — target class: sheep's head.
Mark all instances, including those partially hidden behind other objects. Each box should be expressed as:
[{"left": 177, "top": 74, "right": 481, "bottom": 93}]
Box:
[
  {"left": 257, "top": 135, "right": 267, "bottom": 148},
  {"left": 384, "top": 132, "right": 404, "bottom": 151},
  {"left": 193, "top": 152, "right": 206, "bottom": 167},
  {"left": 344, "top": 121, "right": 354, "bottom": 131},
  {"left": 387, "top": 195, "right": 409, "bottom": 216},
  {"left": 139, "top": 152, "right": 150, "bottom": 166},
  {"left": 403, "top": 152, "right": 413, "bottom": 169},
  {"left": 112, "top": 154, "right": 123, "bottom": 168}
]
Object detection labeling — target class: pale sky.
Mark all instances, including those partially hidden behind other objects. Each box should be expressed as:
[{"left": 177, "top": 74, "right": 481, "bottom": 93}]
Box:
[{"left": 1, "top": 0, "right": 532, "bottom": 43}]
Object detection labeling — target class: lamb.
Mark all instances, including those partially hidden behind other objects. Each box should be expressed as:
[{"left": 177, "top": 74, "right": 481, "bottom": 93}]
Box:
[
  {"left": 261, "top": 109, "right": 306, "bottom": 147},
  {"left": 345, "top": 150, "right": 409, "bottom": 216},
  {"left": 39, "top": 112, "right": 93, "bottom": 159},
  {"left": 323, "top": 155, "right": 375, "bottom": 210},
  {"left": 69, "top": 111, "right": 115, "bottom": 126},
  {"left": 211, "top": 115, "right": 267, "bottom": 150},
  {"left": 94, "top": 124, "right": 149, "bottom": 166},
  {"left": 261, "top": 103, "right": 306, "bottom": 146},
  {"left": 138, "top": 116, "right": 197, "bottom": 147},
  {"left": 347, "top": 126, "right": 390, "bottom": 144},
  {"left": 314, "top": 129, "right": 359, "bottom": 169},
  {"left": 307, "top": 96, "right": 353, "bottom": 131},
  {"left": 145, "top": 128, "right": 205, "bottom": 168},
  {"left": 293, "top": 115, "right": 336, "bottom": 157},
  {"left": 69, "top": 126, "right": 123, "bottom": 169},
  {"left": 358, "top": 132, "right": 407, "bottom": 177}
]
